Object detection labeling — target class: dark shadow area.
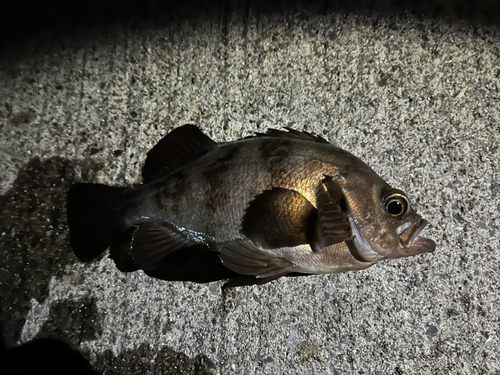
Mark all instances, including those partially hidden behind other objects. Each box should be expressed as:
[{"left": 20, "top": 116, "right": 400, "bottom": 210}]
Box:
[
  {"left": 0, "top": 156, "right": 103, "bottom": 347},
  {"left": 0, "top": 0, "right": 499, "bottom": 60},
  {"left": 0, "top": 338, "right": 99, "bottom": 375},
  {"left": 0, "top": 305, "right": 98, "bottom": 375}
]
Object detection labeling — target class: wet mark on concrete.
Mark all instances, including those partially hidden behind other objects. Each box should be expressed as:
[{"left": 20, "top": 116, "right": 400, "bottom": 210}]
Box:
[
  {"left": 296, "top": 339, "right": 323, "bottom": 362},
  {"left": 0, "top": 156, "right": 102, "bottom": 346},
  {"left": 96, "top": 344, "right": 214, "bottom": 375},
  {"left": 36, "top": 297, "right": 102, "bottom": 343},
  {"left": 10, "top": 108, "right": 36, "bottom": 125}
]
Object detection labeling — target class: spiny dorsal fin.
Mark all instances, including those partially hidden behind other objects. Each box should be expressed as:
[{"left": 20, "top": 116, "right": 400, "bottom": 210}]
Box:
[
  {"left": 253, "top": 127, "right": 330, "bottom": 144},
  {"left": 142, "top": 125, "right": 217, "bottom": 184}
]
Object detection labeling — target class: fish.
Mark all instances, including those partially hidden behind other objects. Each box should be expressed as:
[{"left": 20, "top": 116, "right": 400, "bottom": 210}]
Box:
[{"left": 67, "top": 125, "right": 435, "bottom": 287}]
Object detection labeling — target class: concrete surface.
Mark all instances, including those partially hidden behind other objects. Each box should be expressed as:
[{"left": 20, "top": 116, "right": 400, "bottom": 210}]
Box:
[{"left": 1, "top": 1, "right": 499, "bottom": 374}]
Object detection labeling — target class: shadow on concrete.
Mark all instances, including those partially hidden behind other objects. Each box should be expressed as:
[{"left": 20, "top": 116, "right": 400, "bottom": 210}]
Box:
[
  {"left": 0, "top": 156, "right": 103, "bottom": 346},
  {"left": 1, "top": 337, "right": 99, "bottom": 375}
]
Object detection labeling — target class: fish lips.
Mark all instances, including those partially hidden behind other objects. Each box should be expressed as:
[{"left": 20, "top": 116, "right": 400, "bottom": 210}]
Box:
[{"left": 398, "top": 219, "right": 436, "bottom": 255}]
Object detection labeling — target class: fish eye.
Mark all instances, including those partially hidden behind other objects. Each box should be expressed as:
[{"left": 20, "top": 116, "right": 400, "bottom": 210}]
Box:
[{"left": 383, "top": 191, "right": 409, "bottom": 217}]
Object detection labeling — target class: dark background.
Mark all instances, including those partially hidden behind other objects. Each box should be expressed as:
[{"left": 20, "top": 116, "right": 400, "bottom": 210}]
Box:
[{"left": 1, "top": 0, "right": 500, "bottom": 59}]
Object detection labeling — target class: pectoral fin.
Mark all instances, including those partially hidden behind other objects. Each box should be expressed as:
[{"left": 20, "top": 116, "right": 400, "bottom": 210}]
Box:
[
  {"left": 219, "top": 239, "right": 295, "bottom": 278},
  {"left": 312, "top": 177, "right": 353, "bottom": 252}
]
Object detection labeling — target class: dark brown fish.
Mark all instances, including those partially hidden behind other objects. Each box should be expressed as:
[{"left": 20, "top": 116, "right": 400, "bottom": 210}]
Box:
[{"left": 67, "top": 125, "right": 435, "bottom": 287}]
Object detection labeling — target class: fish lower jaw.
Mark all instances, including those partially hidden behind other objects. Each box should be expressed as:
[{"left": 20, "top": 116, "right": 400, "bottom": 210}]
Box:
[
  {"left": 406, "top": 236, "right": 436, "bottom": 255},
  {"left": 397, "top": 219, "right": 436, "bottom": 254},
  {"left": 398, "top": 219, "right": 427, "bottom": 248}
]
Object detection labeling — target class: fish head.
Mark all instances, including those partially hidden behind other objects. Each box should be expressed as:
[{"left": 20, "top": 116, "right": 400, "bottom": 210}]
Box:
[{"left": 338, "top": 169, "right": 436, "bottom": 262}]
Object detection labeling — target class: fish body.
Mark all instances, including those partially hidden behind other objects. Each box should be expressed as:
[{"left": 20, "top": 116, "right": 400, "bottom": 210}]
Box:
[{"left": 67, "top": 125, "right": 435, "bottom": 287}]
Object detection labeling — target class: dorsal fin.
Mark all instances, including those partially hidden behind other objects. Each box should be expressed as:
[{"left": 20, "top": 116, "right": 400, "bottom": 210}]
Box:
[
  {"left": 142, "top": 125, "right": 217, "bottom": 183},
  {"left": 253, "top": 127, "right": 330, "bottom": 144}
]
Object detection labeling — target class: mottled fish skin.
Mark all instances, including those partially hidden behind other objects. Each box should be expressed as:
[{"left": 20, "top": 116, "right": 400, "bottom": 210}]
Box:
[
  {"left": 130, "top": 137, "right": 361, "bottom": 243},
  {"left": 67, "top": 125, "right": 436, "bottom": 286}
]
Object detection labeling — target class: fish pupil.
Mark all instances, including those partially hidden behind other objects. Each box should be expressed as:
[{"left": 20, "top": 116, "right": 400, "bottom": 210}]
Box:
[{"left": 387, "top": 200, "right": 403, "bottom": 215}]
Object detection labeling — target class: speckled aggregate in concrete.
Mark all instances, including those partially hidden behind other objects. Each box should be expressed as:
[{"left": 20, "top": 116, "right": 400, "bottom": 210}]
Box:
[{"left": 0, "top": 4, "right": 499, "bottom": 375}]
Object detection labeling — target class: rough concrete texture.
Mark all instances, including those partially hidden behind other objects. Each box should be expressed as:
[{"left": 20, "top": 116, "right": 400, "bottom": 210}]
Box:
[{"left": 1, "top": 2, "right": 499, "bottom": 374}]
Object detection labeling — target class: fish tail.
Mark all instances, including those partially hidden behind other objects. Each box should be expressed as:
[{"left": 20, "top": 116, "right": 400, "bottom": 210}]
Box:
[{"left": 67, "top": 183, "right": 132, "bottom": 262}]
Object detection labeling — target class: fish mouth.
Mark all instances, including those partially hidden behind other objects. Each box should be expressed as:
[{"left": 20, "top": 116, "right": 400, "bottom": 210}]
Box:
[
  {"left": 347, "top": 216, "right": 436, "bottom": 262},
  {"left": 398, "top": 219, "right": 436, "bottom": 254}
]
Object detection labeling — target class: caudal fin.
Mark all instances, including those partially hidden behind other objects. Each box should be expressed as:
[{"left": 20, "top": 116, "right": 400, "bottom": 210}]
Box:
[{"left": 67, "top": 184, "right": 132, "bottom": 262}]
